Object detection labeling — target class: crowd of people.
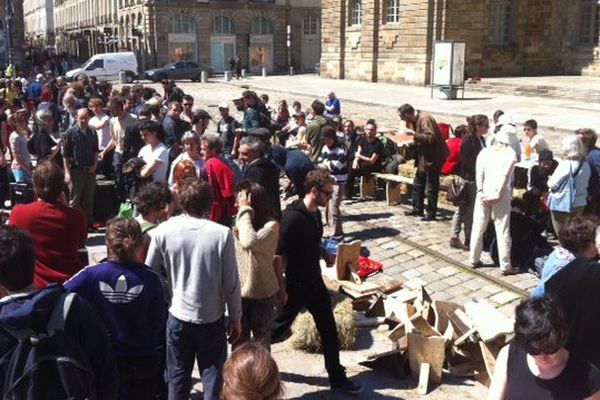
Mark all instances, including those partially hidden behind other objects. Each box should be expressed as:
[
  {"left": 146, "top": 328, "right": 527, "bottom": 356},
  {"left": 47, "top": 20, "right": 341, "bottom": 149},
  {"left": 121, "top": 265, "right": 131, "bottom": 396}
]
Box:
[
  {"left": 0, "top": 72, "right": 363, "bottom": 399},
  {"left": 0, "top": 67, "right": 600, "bottom": 399}
]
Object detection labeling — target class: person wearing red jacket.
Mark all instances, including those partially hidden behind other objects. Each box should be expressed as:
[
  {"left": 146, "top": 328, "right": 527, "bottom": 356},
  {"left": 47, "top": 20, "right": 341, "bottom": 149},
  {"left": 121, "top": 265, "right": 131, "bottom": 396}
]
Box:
[
  {"left": 9, "top": 160, "right": 87, "bottom": 288},
  {"left": 201, "top": 133, "right": 236, "bottom": 226},
  {"left": 441, "top": 125, "right": 467, "bottom": 176}
]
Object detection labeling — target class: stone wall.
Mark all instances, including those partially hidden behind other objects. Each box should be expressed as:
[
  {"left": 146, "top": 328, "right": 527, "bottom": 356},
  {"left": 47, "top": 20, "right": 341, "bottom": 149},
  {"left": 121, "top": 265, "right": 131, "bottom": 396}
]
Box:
[
  {"left": 321, "top": 0, "right": 600, "bottom": 84},
  {"left": 444, "top": 0, "right": 561, "bottom": 78},
  {"left": 322, "top": 0, "right": 437, "bottom": 85}
]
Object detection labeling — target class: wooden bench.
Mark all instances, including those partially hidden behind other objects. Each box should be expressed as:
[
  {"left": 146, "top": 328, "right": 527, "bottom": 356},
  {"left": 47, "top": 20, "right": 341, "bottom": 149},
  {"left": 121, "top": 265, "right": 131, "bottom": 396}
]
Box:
[
  {"left": 375, "top": 173, "right": 413, "bottom": 205},
  {"left": 359, "top": 173, "right": 453, "bottom": 206},
  {"left": 359, "top": 174, "right": 377, "bottom": 199},
  {"left": 360, "top": 173, "right": 413, "bottom": 204}
]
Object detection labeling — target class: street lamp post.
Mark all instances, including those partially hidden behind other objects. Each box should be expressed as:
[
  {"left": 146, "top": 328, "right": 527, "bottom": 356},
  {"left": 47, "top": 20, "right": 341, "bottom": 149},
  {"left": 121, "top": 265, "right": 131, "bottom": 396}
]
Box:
[
  {"left": 135, "top": 25, "right": 145, "bottom": 71},
  {"left": 4, "top": 0, "right": 14, "bottom": 66}
]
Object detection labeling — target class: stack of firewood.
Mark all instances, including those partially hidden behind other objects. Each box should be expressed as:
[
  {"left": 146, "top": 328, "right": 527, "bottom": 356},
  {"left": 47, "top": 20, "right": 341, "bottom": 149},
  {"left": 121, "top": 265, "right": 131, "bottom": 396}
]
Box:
[{"left": 351, "top": 285, "right": 514, "bottom": 394}]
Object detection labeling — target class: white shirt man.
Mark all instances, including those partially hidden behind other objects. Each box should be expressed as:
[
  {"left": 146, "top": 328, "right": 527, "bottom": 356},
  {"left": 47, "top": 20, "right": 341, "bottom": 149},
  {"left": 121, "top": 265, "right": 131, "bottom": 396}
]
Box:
[{"left": 138, "top": 121, "right": 169, "bottom": 183}]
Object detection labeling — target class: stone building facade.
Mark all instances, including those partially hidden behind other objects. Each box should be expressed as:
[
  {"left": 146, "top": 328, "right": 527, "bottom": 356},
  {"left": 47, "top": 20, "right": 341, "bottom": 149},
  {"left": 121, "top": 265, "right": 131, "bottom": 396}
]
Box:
[
  {"left": 321, "top": 0, "right": 600, "bottom": 85},
  {"left": 48, "top": 0, "right": 320, "bottom": 74},
  {"left": 0, "top": 0, "right": 26, "bottom": 66},
  {"left": 53, "top": 0, "right": 120, "bottom": 60},
  {"left": 24, "top": 0, "right": 55, "bottom": 48}
]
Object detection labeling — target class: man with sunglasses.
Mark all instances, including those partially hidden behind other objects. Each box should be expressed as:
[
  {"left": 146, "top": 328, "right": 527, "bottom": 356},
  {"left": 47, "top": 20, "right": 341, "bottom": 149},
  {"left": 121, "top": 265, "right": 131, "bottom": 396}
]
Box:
[
  {"left": 523, "top": 119, "right": 549, "bottom": 154},
  {"left": 271, "top": 169, "right": 363, "bottom": 395},
  {"left": 180, "top": 95, "right": 194, "bottom": 124}
]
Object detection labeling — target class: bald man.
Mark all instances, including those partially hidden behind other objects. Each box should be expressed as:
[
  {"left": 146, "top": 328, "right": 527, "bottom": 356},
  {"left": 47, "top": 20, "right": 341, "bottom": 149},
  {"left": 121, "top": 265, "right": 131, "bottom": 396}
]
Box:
[{"left": 63, "top": 108, "right": 99, "bottom": 230}]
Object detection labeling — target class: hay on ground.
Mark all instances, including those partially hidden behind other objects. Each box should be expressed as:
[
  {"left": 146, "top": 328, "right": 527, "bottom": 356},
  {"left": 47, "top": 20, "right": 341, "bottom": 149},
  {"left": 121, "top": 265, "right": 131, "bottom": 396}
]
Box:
[{"left": 288, "top": 297, "right": 357, "bottom": 353}]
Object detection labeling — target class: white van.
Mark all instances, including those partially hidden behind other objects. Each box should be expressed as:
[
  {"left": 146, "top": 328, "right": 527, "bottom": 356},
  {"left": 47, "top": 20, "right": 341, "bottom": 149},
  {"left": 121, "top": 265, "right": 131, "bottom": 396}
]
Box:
[{"left": 65, "top": 52, "right": 138, "bottom": 82}]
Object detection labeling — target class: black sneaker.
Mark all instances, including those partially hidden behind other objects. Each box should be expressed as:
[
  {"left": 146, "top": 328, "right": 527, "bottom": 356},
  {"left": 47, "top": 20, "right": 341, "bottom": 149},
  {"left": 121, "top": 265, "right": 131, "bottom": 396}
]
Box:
[{"left": 331, "top": 376, "right": 363, "bottom": 395}]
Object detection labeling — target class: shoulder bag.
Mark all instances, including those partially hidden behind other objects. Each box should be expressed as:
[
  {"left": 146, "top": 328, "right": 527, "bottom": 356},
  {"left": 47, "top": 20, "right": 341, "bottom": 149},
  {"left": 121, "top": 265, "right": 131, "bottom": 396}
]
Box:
[{"left": 548, "top": 162, "right": 583, "bottom": 213}]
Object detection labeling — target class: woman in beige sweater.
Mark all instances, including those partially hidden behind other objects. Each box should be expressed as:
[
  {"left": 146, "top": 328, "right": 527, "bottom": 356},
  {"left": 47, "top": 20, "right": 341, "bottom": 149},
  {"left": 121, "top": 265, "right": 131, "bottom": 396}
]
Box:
[{"left": 233, "top": 181, "right": 285, "bottom": 349}]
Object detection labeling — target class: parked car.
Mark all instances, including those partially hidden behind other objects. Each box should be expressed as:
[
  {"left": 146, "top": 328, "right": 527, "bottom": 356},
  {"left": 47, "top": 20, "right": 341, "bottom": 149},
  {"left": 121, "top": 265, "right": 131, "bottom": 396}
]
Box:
[
  {"left": 65, "top": 52, "right": 138, "bottom": 82},
  {"left": 143, "top": 61, "right": 205, "bottom": 82}
]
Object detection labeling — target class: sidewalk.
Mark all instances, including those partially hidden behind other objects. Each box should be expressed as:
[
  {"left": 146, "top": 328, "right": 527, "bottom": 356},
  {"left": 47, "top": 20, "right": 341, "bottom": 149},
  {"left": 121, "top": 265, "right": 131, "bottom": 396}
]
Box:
[{"left": 222, "top": 74, "right": 600, "bottom": 137}]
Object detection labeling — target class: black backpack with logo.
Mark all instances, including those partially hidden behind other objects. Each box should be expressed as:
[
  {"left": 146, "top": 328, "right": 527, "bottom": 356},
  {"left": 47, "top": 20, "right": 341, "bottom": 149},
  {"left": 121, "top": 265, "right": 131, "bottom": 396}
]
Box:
[{"left": 2, "top": 292, "right": 96, "bottom": 400}]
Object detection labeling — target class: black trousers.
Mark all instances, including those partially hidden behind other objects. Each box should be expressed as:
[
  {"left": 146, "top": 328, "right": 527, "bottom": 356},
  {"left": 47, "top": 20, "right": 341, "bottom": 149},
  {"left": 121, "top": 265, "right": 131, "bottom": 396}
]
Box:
[
  {"left": 117, "top": 355, "right": 161, "bottom": 400},
  {"left": 346, "top": 166, "right": 379, "bottom": 198},
  {"left": 411, "top": 167, "right": 441, "bottom": 217},
  {"left": 271, "top": 278, "right": 345, "bottom": 382}
]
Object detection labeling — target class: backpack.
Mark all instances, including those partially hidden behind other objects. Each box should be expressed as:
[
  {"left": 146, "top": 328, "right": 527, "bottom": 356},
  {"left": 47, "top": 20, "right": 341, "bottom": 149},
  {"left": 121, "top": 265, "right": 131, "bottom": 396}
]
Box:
[
  {"left": 254, "top": 103, "right": 273, "bottom": 132},
  {"left": 2, "top": 292, "right": 96, "bottom": 400},
  {"left": 377, "top": 133, "right": 402, "bottom": 174}
]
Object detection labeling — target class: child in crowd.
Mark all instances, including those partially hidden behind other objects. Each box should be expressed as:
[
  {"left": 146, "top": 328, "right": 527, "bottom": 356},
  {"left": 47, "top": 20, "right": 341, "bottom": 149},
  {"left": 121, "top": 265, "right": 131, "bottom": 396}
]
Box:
[{"left": 319, "top": 126, "right": 347, "bottom": 239}]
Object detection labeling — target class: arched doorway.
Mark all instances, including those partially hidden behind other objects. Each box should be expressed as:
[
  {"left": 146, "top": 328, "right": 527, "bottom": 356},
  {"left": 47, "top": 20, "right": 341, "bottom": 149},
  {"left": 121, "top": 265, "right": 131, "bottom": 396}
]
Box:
[
  {"left": 249, "top": 16, "right": 274, "bottom": 73},
  {"left": 210, "top": 14, "right": 235, "bottom": 73},
  {"left": 301, "top": 14, "right": 321, "bottom": 72},
  {"left": 168, "top": 13, "right": 198, "bottom": 62}
]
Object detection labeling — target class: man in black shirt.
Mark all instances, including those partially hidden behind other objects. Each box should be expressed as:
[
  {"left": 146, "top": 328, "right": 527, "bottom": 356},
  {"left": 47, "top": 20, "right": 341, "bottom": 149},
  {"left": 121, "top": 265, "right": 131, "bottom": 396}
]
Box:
[
  {"left": 239, "top": 136, "right": 280, "bottom": 217},
  {"left": 346, "top": 121, "right": 383, "bottom": 198},
  {"left": 523, "top": 149, "right": 557, "bottom": 229},
  {"left": 63, "top": 108, "right": 99, "bottom": 230},
  {"left": 216, "top": 102, "right": 239, "bottom": 158},
  {"left": 271, "top": 169, "right": 362, "bottom": 395},
  {"left": 162, "top": 101, "right": 190, "bottom": 162}
]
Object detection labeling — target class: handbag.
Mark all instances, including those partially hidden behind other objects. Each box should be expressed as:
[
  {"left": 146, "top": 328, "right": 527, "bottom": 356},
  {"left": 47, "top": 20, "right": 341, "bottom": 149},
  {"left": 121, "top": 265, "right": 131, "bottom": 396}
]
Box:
[
  {"left": 548, "top": 163, "right": 583, "bottom": 213},
  {"left": 446, "top": 176, "right": 468, "bottom": 205}
]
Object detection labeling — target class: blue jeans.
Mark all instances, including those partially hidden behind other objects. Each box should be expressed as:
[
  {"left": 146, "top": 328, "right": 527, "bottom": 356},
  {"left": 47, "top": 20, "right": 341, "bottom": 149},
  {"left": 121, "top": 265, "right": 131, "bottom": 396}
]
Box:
[
  {"left": 11, "top": 168, "right": 30, "bottom": 183},
  {"left": 112, "top": 152, "right": 127, "bottom": 202},
  {"left": 166, "top": 314, "right": 227, "bottom": 400}
]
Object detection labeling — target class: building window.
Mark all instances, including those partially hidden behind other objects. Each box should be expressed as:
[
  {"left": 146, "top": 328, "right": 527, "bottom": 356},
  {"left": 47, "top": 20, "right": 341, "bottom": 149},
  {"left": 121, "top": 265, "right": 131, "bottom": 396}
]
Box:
[
  {"left": 213, "top": 15, "right": 233, "bottom": 34},
  {"left": 251, "top": 16, "right": 273, "bottom": 35},
  {"left": 170, "top": 13, "right": 196, "bottom": 34},
  {"left": 385, "top": 0, "right": 400, "bottom": 24},
  {"left": 349, "top": 0, "right": 362, "bottom": 26},
  {"left": 578, "top": 0, "right": 600, "bottom": 45},
  {"left": 488, "top": 0, "right": 512, "bottom": 45},
  {"left": 303, "top": 15, "right": 318, "bottom": 36}
]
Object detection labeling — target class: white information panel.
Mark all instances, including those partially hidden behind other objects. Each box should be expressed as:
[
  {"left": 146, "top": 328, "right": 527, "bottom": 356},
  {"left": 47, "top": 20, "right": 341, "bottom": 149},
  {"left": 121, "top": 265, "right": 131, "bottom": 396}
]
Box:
[{"left": 433, "top": 41, "right": 465, "bottom": 86}]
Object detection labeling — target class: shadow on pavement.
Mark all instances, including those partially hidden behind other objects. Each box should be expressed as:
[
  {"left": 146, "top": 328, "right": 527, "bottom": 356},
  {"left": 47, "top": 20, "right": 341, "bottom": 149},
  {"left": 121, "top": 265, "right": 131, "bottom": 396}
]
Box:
[
  {"left": 346, "top": 227, "right": 400, "bottom": 241},
  {"left": 344, "top": 212, "right": 394, "bottom": 222},
  {"left": 287, "top": 368, "right": 408, "bottom": 400}
]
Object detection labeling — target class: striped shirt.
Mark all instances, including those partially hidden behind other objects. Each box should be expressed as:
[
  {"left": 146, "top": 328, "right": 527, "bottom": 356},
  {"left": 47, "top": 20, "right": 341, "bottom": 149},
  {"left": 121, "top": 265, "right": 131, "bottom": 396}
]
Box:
[
  {"left": 64, "top": 126, "right": 99, "bottom": 169},
  {"left": 319, "top": 145, "right": 348, "bottom": 184}
]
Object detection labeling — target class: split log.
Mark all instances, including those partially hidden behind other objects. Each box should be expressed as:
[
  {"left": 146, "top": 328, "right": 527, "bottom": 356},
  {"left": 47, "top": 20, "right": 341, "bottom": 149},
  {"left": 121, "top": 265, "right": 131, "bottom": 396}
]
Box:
[
  {"left": 447, "top": 309, "right": 474, "bottom": 338},
  {"left": 365, "top": 294, "right": 385, "bottom": 317},
  {"left": 408, "top": 332, "right": 446, "bottom": 384},
  {"left": 432, "top": 300, "right": 462, "bottom": 334},
  {"left": 465, "top": 300, "right": 513, "bottom": 342},
  {"left": 417, "top": 363, "right": 431, "bottom": 395},
  {"left": 339, "top": 280, "right": 381, "bottom": 299},
  {"left": 335, "top": 240, "right": 362, "bottom": 280}
]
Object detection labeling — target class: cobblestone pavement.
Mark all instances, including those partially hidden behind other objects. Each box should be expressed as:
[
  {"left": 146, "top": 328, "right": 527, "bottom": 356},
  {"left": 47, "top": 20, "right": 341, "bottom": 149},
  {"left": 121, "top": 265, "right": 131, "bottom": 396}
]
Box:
[
  {"left": 341, "top": 197, "right": 534, "bottom": 316},
  {"left": 218, "top": 75, "right": 600, "bottom": 146},
  {"left": 133, "top": 74, "right": 599, "bottom": 152},
  {"left": 112, "top": 78, "right": 550, "bottom": 398}
]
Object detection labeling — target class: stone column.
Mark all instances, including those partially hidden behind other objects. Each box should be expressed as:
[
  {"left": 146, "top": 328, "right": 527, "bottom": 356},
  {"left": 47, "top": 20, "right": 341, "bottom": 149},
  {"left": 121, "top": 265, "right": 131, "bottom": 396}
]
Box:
[
  {"left": 361, "top": 0, "right": 380, "bottom": 82},
  {"left": 320, "top": 0, "right": 345, "bottom": 79}
]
